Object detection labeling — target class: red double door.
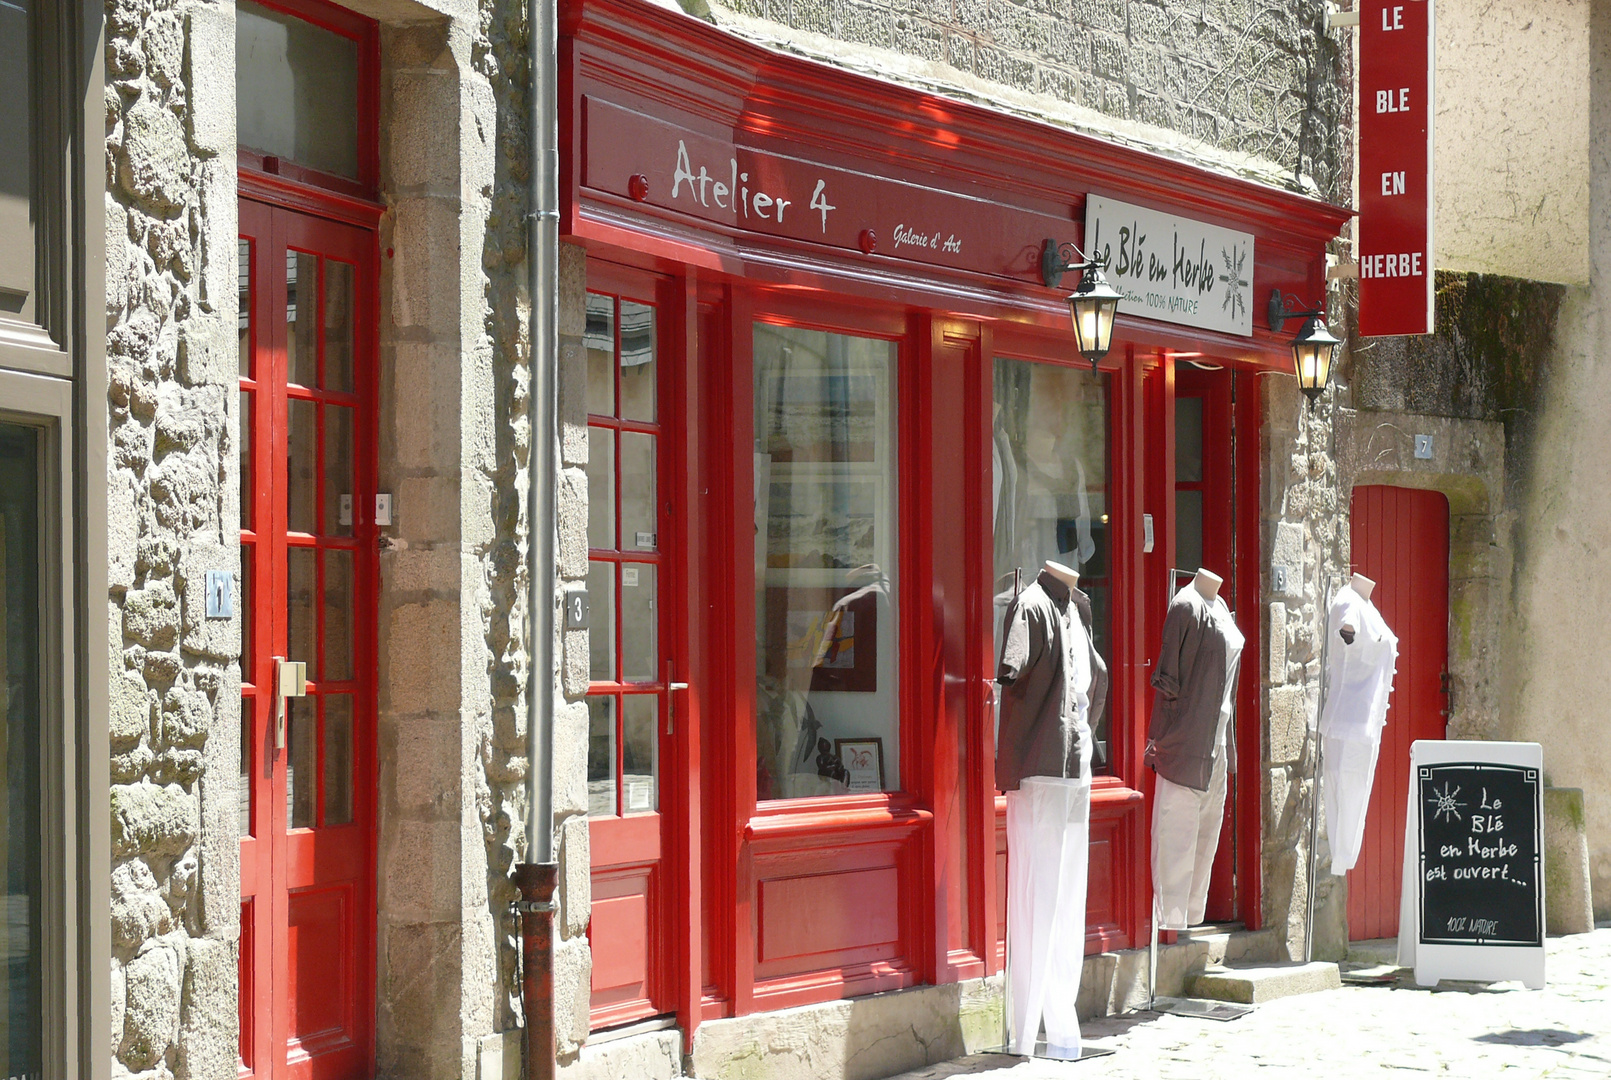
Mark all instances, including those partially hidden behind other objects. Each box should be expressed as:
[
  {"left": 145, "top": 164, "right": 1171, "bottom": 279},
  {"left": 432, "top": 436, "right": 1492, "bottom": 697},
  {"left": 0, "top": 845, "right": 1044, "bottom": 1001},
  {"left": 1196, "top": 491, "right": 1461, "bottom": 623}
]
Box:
[{"left": 238, "top": 197, "right": 378, "bottom": 1080}]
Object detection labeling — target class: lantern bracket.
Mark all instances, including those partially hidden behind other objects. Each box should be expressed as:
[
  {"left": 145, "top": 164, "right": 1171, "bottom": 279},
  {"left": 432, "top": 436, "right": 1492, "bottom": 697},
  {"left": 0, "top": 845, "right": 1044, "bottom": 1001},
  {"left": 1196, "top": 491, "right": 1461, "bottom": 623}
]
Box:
[
  {"left": 1041, "top": 238, "right": 1107, "bottom": 289},
  {"left": 1268, "top": 288, "right": 1326, "bottom": 334}
]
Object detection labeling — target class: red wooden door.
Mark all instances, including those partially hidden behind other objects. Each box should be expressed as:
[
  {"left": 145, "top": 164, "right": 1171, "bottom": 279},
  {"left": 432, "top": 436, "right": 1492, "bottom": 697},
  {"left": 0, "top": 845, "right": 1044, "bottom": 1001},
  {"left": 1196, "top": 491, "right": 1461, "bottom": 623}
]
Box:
[
  {"left": 584, "top": 270, "right": 680, "bottom": 1027},
  {"left": 239, "top": 198, "right": 378, "bottom": 1080},
  {"left": 1346, "top": 485, "right": 1449, "bottom": 940}
]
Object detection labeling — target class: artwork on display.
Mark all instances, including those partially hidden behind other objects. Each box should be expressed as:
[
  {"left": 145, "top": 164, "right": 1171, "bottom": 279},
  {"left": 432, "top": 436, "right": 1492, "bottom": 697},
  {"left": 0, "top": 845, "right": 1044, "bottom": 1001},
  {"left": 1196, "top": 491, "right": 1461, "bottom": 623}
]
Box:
[
  {"left": 835, "top": 737, "right": 886, "bottom": 793},
  {"left": 765, "top": 473, "right": 879, "bottom": 570},
  {"left": 763, "top": 584, "right": 879, "bottom": 693}
]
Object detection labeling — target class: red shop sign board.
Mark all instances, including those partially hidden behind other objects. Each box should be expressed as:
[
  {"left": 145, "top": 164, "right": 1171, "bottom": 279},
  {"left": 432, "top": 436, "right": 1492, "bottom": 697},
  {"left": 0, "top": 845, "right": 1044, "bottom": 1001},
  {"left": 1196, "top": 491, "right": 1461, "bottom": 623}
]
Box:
[
  {"left": 582, "top": 98, "right": 1064, "bottom": 281},
  {"left": 1358, "top": 0, "right": 1434, "bottom": 337}
]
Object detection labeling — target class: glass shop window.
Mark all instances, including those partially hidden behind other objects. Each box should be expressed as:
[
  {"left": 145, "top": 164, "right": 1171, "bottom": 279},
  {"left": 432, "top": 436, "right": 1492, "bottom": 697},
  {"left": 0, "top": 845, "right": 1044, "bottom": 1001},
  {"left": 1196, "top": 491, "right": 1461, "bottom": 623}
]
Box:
[
  {"left": 0, "top": 422, "right": 42, "bottom": 1078},
  {"left": 236, "top": 0, "right": 361, "bottom": 179},
  {"left": 754, "top": 324, "right": 900, "bottom": 800},
  {"left": 0, "top": 0, "right": 35, "bottom": 324},
  {"left": 991, "top": 358, "right": 1113, "bottom": 772}
]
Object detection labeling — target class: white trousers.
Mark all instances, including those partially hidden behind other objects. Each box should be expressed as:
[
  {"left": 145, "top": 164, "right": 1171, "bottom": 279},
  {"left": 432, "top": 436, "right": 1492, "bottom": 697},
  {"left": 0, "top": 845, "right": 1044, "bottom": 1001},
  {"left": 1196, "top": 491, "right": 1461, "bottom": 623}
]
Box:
[
  {"left": 1005, "top": 772, "right": 1091, "bottom": 1060},
  {"left": 1324, "top": 733, "right": 1382, "bottom": 874},
  {"left": 1151, "top": 751, "right": 1228, "bottom": 930}
]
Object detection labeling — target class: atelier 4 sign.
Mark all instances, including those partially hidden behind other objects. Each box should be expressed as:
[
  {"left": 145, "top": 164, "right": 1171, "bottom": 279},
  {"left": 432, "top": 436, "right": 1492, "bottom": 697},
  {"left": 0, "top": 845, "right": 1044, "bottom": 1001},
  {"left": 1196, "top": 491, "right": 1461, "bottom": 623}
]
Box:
[{"left": 1358, "top": 0, "right": 1434, "bottom": 336}]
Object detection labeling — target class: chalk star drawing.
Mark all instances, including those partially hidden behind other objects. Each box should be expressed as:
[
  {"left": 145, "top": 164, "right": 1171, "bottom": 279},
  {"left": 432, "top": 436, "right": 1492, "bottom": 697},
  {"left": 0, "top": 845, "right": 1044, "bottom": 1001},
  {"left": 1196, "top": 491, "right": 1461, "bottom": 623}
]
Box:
[
  {"left": 1429, "top": 781, "right": 1467, "bottom": 823},
  {"left": 1220, "top": 244, "right": 1249, "bottom": 321}
]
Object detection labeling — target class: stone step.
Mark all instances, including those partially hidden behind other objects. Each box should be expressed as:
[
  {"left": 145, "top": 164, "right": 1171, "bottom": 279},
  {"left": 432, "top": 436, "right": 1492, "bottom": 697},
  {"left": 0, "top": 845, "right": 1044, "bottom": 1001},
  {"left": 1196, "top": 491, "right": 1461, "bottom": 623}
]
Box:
[{"left": 1188, "top": 961, "right": 1342, "bottom": 1004}]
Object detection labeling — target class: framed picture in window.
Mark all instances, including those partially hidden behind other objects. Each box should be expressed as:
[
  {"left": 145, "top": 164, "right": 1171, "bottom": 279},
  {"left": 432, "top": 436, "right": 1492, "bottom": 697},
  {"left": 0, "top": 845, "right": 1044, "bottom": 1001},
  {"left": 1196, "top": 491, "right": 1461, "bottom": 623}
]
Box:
[
  {"left": 763, "top": 583, "right": 880, "bottom": 693},
  {"left": 835, "top": 738, "right": 886, "bottom": 793}
]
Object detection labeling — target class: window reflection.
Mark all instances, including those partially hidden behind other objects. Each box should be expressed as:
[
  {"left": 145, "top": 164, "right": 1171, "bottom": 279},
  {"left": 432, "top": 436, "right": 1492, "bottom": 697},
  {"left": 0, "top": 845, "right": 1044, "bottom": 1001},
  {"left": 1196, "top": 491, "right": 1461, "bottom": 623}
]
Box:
[
  {"left": 754, "top": 324, "right": 900, "bottom": 800},
  {"left": 992, "top": 358, "right": 1112, "bottom": 770}
]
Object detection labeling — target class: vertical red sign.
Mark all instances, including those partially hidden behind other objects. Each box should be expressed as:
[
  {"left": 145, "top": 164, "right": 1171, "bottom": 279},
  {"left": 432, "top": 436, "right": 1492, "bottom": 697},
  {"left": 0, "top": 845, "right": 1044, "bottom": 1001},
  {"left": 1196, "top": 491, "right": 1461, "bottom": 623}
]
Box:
[{"left": 1358, "top": 0, "right": 1433, "bottom": 336}]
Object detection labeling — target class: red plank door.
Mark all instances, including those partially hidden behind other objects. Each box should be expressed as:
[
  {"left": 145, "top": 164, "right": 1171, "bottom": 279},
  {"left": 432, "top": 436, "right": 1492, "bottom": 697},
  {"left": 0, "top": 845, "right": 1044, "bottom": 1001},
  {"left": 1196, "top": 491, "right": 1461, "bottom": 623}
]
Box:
[
  {"left": 583, "top": 272, "right": 680, "bottom": 1028},
  {"left": 239, "top": 198, "right": 378, "bottom": 1080},
  {"left": 1346, "top": 485, "right": 1449, "bottom": 940}
]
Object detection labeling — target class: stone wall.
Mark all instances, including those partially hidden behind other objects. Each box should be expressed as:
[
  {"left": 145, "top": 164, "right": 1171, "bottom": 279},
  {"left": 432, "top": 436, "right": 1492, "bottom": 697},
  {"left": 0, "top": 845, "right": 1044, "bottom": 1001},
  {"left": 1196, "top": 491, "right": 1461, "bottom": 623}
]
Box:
[
  {"left": 700, "top": 0, "right": 1352, "bottom": 203},
  {"left": 1259, "top": 368, "right": 1345, "bottom": 959},
  {"left": 104, "top": 1, "right": 240, "bottom": 1077}
]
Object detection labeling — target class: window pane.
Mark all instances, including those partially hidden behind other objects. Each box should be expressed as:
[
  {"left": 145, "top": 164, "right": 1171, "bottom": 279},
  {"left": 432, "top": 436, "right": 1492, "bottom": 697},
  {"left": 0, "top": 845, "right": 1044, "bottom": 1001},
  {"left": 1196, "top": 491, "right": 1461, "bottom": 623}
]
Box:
[
  {"left": 286, "top": 252, "right": 318, "bottom": 388},
  {"left": 287, "top": 547, "right": 316, "bottom": 680},
  {"left": 1176, "top": 490, "right": 1204, "bottom": 577},
  {"left": 619, "top": 300, "right": 656, "bottom": 422},
  {"left": 586, "top": 427, "right": 614, "bottom": 550},
  {"left": 587, "top": 561, "right": 615, "bottom": 682},
  {"left": 1176, "top": 397, "right": 1204, "bottom": 482},
  {"left": 236, "top": 0, "right": 360, "bottom": 178},
  {"left": 240, "top": 544, "right": 254, "bottom": 675},
  {"left": 0, "top": 423, "right": 42, "bottom": 1076},
  {"left": 323, "top": 549, "right": 353, "bottom": 682},
  {"left": 585, "top": 294, "right": 615, "bottom": 417},
  {"left": 586, "top": 696, "right": 617, "bottom": 817},
  {"left": 0, "top": 0, "right": 34, "bottom": 321},
  {"left": 240, "top": 706, "right": 254, "bottom": 837},
  {"left": 238, "top": 239, "right": 253, "bottom": 377},
  {"left": 620, "top": 432, "right": 656, "bottom": 552},
  {"left": 622, "top": 695, "right": 657, "bottom": 814},
  {"left": 992, "top": 358, "right": 1112, "bottom": 771},
  {"left": 620, "top": 562, "right": 657, "bottom": 683},
  {"left": 753, "top": 324, "right": 900, "bottom": 800},
  {"left": 239, "top": 390, "right": 253, "bottom": 531},
  {"left": 323, "top": 696, "right": 353, "bottom": 827},
  {"left": 323, "top": 405, "right": 353, "bottom": 537},
  {"left": 324, "top": 260, "right": 355, "bottom": 392},
  {"left": 286, "top": 398, "right": 316, "bottom": 534},
  {"left": 286, "top": 697, "right": 316, "bottom": 828}
]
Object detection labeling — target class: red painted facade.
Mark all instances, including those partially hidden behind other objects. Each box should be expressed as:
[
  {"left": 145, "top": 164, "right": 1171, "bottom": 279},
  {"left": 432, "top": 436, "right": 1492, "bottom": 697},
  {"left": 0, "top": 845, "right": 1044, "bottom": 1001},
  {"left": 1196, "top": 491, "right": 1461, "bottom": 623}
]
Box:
[{"left": 560, "top": 0, "right": 1351, "bottom": 1044}]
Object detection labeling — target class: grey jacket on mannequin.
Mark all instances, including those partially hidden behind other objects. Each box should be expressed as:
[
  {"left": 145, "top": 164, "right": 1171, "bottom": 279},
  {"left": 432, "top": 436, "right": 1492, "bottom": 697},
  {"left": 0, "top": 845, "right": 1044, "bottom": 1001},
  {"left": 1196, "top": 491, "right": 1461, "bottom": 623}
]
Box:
[
  {"left": 995, "top": 569, "right": 1110, "bottom": 791},
  {"left": 1146, "top": 586, "right": 1239, "bottom": 791}
]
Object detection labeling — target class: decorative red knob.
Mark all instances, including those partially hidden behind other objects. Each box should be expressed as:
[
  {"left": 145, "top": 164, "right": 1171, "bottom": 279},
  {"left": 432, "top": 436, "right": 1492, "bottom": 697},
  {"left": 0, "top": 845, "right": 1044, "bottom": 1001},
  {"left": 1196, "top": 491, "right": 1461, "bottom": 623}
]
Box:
[
  {"left": 858, "top": 229, "right": 877, "bottom": 254},
  {"left": 628, "top": 174, "right": 650, "bottom": 202}
]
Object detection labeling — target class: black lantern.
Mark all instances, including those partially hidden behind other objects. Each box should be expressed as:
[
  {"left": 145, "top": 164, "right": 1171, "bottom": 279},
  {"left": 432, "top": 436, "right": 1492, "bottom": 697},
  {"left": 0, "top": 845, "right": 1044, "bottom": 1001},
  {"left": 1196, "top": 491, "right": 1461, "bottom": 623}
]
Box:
[
  {"left": 1042, "top": 239, "right": 1123, "bottom": 369},
  {"left": 1268, "top": 289, "right": 1342, "bottom": 410}
]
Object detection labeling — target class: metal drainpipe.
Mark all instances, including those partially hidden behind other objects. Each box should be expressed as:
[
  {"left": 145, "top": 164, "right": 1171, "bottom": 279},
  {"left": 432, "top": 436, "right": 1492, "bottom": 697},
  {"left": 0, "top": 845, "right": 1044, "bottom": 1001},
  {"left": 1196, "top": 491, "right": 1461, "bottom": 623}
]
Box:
[{"left": 516, "top": 0, "right": 560, "bottom": 1075}]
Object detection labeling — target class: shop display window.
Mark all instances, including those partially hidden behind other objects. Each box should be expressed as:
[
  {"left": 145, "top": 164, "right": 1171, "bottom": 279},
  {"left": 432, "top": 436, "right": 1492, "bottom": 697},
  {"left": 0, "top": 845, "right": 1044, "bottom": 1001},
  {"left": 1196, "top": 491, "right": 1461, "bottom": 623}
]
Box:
[
  {"left": 991, "top": 357, "right": 1113, "bottom": 771},
  {"left": 752, "top": 323, "right": 900, "bottom": 800}
]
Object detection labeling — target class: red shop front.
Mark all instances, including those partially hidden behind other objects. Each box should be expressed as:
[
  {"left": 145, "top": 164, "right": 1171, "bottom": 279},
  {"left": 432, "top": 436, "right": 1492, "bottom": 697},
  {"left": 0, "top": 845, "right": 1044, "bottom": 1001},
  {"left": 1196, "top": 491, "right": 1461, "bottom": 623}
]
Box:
[{"left": 561, "top": 0, "right": 1350, "bottom": 1043}]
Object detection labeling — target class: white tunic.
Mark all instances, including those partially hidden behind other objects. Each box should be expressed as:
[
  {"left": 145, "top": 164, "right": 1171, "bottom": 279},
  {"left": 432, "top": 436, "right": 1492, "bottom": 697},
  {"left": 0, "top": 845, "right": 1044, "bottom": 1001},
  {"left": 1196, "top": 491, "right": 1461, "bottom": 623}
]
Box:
[{"left": 1317, "top": 584, "right": 1399, "bottom": 873}]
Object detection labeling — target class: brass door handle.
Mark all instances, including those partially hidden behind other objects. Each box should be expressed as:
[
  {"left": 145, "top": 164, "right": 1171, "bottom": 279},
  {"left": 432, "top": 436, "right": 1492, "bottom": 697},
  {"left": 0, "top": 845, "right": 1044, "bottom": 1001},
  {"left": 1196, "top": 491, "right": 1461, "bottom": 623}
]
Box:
[{"left": 275, "top": 657, "right": 307, "bottom": 751}]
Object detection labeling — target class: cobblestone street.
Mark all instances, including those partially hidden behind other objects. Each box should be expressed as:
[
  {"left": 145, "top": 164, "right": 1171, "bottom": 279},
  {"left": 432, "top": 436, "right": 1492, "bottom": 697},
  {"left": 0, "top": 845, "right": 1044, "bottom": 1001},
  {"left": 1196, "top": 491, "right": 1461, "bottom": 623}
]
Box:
[{"left": 893, "top": 927, "right": 1611, "bottom": 1079}]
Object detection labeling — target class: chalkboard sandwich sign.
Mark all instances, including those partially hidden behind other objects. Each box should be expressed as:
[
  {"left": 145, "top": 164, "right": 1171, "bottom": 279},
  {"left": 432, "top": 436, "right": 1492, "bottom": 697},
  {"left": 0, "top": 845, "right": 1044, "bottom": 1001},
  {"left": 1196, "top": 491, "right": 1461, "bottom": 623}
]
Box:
[{"left": 1396, "top": 741, "right": 1546, "bottom": 989}]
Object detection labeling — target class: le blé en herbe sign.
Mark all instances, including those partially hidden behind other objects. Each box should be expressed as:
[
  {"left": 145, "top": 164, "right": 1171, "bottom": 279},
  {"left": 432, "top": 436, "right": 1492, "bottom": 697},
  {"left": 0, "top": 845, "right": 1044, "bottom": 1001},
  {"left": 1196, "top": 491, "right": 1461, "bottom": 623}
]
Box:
[
  {"left": 1084, "top": 195, "right": 1255, "bottom": 338},
  {"left": 1396, "top": 740, "right": 1545, "bottom": 989}
]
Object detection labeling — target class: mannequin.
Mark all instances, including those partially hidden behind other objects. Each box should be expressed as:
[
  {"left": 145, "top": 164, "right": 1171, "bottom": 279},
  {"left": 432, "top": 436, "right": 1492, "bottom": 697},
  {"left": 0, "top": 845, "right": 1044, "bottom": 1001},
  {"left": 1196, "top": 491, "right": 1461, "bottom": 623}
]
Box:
[
  {"left": 1319, "top": 572, "right": 1397, "bottom": 873},
  {"left": 1192, "top": 567, "right": 1223, "bottom": 601},
  {"left": 1044, "top": 559, "right": 1080, "bottom": 588},
  {"left": 996, "top": 563, "right": 1108, "bottom": 1059},
  {"left": 1146, "top": 567, "right": 1243, "bottom": 929}
]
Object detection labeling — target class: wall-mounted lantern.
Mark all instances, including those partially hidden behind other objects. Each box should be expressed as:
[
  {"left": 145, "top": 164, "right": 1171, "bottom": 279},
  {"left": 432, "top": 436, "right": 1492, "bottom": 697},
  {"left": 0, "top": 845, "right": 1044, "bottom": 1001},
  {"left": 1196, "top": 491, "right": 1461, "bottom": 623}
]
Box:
[
  {"left": 1268, "top": 289, "right": 1342, "bottom": 410},
  {"left": 1041, "top": 239, "right": 1123, "bottom": 370}
]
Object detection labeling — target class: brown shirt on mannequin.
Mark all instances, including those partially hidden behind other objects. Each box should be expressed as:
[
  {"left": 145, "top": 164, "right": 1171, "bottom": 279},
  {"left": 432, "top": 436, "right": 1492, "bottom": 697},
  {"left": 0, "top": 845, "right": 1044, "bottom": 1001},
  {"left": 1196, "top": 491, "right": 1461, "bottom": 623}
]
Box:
[{"left": 996, "top": 569, "right": 1110, "bottom": 791}]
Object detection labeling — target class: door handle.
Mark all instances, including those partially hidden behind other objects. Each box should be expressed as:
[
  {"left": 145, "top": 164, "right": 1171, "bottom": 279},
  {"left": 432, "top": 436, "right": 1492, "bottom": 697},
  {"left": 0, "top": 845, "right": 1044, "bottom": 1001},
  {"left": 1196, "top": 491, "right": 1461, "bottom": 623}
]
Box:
[
  {"left": 665, "top": 659, "right": 689, "bottom": 735},
  {"left": 275, "top": 657, "right": 308, "bottom": 751}
]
